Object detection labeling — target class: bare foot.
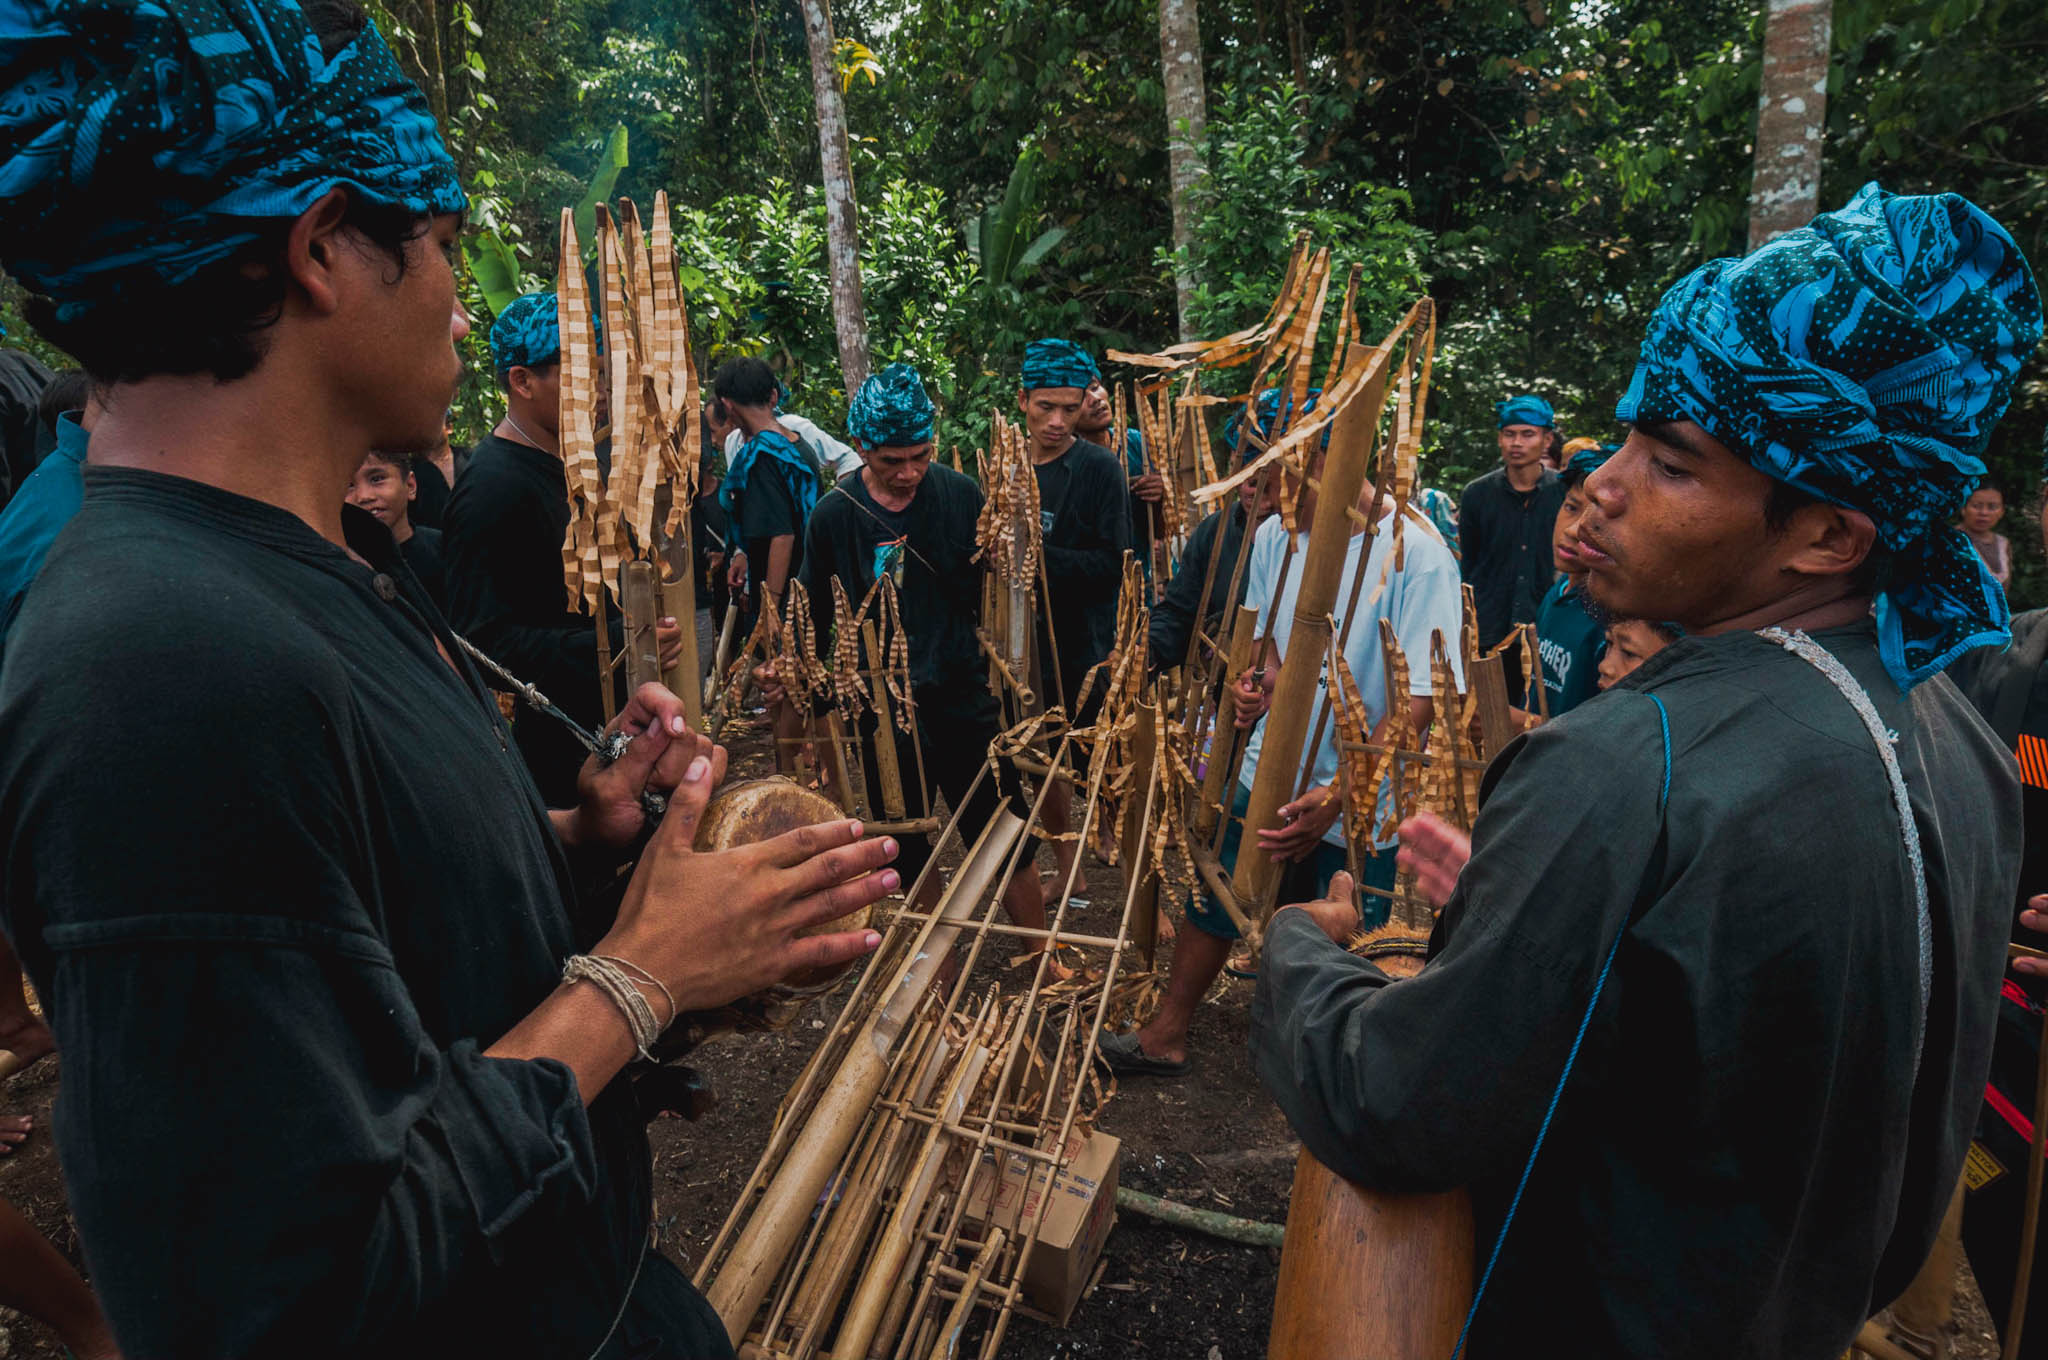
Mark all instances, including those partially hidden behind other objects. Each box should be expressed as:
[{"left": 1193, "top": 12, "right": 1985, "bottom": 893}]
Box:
[
  {"left": 0, "top": 1014, "right": 55, "bottom": 1078},
  {"left": 0, "top": 1113, "right": 32, "bottom": 1155},
  {"left": 1153, "top": 907, "right": 1178, "bottom": 946},
  {"left": 1042, "top": 870, "right": 1090, "bottom": 904}
]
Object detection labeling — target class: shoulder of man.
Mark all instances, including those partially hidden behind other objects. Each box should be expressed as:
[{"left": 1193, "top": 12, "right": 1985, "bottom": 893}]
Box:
[
  {"left": 1460, "top": 466, "right": 1502, "bottom": 500},
  {"left": 1067, "top": 438, "right": 1126, "bottom": 480}
]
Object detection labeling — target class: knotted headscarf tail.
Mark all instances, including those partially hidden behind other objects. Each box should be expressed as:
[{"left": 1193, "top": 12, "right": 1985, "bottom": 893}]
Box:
[
  {"left": 1020, "top": 337, "right": 1099, "bottom": 393},
  {"left": 490, "top": 290, "right": 561, "bottom": 374},
  {"left": 847, "top": 362, "right": 934, "bottom": 448},
  {"left": 1618, "top": 181, "right": 2043, "bottom": 690},
  {"left": 0, "top": 0, "right": 466, "bottom": 320}
]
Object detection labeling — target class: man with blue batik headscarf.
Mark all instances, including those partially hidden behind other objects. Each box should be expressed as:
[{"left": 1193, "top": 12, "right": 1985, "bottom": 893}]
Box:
[
  {"left": 0, "top": 3, "right": 899, "bottom": 1356},
  {"left": 1250, "top": 184, "right": 2033, "bottom": 1358},
  {"left": 1460, "top": 391, "right": 1568, "bottom": 695}
]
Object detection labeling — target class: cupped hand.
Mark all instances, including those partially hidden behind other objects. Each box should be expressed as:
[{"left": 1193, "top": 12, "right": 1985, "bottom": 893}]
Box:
[
  {"left": 655, "top": 616, "right": 685, "bottom": 670},
  {"left": 1132, "top": 471, "right": 1166, "bottom": 504},
  {"left": 1275, "top": 870, "right": 1362, "bottom": 945},
  {"left": 1396, "top": 811, "right": 1471, "bottom": 908},
  {"left": 1231, "top": 669, "right": 1270, "bottom": 729},
  {"left": 2014, "top": 894, "right": 2048, "bottom": 978},
  {"left": 1255, "top": 785, "right": 1341, "bottom": 863}
]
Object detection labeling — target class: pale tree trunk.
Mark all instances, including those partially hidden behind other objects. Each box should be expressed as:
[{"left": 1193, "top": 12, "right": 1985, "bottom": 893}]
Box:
[
  {"left": 798, "top": 0, "right": 873, "bottom": 394},
  {"left": 1159, "top": 0, "right": 1209, "bottom": 343},
  {"left": 1747, "top": 0, "right": 1832, "bottom": 250}
]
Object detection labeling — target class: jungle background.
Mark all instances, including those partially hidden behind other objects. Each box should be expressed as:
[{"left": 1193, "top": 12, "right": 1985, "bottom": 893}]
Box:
[{"left": 5, "top": 0, "right": 2045, "bottom": 599}]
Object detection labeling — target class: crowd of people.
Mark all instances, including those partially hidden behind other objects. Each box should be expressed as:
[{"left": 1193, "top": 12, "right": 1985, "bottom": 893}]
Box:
[{"left": 0, "top": 1, "right": 2043, "bottom": 1358}]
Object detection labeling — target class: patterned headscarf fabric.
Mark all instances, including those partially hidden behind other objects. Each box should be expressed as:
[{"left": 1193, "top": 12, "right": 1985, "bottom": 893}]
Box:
[
  {"left": 489, "top": 291, "right": 560, "bottom": 374},
  {"left": 0, "top": 0, "right": 466, "bottom": 321},
  {"left": 1566, "top": 444, "right": 1616, "bottom": 481},
  {"left": 846, "top": 361, "right": 934, "bottom": 448},
  {"left": 718, "top": 428, "right": 821, "bottom": 524},
  {"left": 1495, "top": 394, "right": 1555, "bottom": 429},
  {"left": 1224, "top": 386, "right": 1321, "bottom": 456},
  {"left": 1617, "top": 181, "right": 2042, "bottom": 690},
  {"left": 1020, "top": 338, "right": 1099, "bottom": 392}
]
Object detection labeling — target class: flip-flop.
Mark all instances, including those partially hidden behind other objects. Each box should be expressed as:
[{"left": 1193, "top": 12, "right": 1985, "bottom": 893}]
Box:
[{"left": 1095, "top": 1031, "right": 1191, "bottom": 1078}]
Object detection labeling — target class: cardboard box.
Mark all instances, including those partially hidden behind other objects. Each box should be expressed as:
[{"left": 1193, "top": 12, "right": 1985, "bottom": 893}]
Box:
[{"left": 962, "top": 1130, "right": 1120, "bottom": 1325}]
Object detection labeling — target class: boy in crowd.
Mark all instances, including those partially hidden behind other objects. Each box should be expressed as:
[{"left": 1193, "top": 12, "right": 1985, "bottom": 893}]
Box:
[
  {"left": 347, "top": 450, "right": 446, "bottom": 608},
  {"left": 1524, "top": 444, "right": 1611, "bottom": 720}
]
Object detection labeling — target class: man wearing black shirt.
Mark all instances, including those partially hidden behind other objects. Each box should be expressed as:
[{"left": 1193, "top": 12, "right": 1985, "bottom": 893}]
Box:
[
  {"left": 0, "top": 5, "right": 896, "bottom": 1354},
  {"left": 1459, "top": 392, "right": 1567, "bottom": 695},
  {"left": 443, "top": 289, "right": 681, "bottom": 804}
]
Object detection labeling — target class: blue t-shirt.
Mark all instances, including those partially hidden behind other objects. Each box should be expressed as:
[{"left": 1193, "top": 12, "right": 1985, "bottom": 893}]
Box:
[
  {"left": 1531, "top": 574, "right": 1605, "bottom": 716},
  {"left": 0, "top": 410, "right": 87, "bottom": 645}
]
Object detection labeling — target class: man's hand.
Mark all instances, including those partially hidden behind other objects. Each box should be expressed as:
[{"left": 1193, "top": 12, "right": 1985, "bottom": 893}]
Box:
[
  {"left": 754, "top": 658, "right": 787, "bottom": 706},
  {"left": 2014, "top": 894, "right": 2048, "bottom": 978},
  {"left": 599, "top": 746, "right": 897, "bottom": 1013},
  {"left": 1131, "top": 471, "right": 1166, "bottom": 504},
  {"left": 1275, "top": 870, "right": 1361, "bottom": 944},
  {"left": 655, "top": 616, "right": 685, "bottom": 670},
  {"left": 1396, "top": 811, "right": 1471, "bottom": 908},
  {"left": 559, "top": 682, "right": 711, "bottom": 852},
  {"left": 1255, "top": 783, "right": 1342, "bottom": 863},
  {"left": 1231, "top": 666, "right": 1272, "bottom": 729},
  {"left": 727, "top": 550, "right": 748, "bottom": 594}
]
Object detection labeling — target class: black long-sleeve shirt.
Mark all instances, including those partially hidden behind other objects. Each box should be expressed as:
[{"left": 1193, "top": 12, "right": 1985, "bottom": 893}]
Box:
[
  {"left": 1250, "top": 625, "right": 2017, "bottom": 1357},
  {"left": 1147, "top": 500, "right": 1253, "bottom": 674},
  {"left": 1458, "top": 464, "right": 1566, "bottom": 649},
  {"left": 797, "top": 464, "right": 986, "bottom": 703},
  {"left": 0, "top": 468, "right": 718, "bottom": 1358},
  {"left": 1033, "top": 437, "right": 1130, "bottom": 710},
  {"left": 442, "top": 432, "right": 620, "bottom": 805}
]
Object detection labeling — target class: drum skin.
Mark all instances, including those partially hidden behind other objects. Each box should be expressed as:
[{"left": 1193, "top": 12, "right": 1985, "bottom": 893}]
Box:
[{"left": 693, "top": 778, "right": 873, "bottom": 988}]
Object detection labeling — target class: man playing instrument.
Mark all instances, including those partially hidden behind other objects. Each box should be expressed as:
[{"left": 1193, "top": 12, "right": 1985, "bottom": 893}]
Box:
[
  {"left": 0, "top": 1, "right": 900, "bottom": 1354},
  {"left": 443, "top": 289, "right": 684, "bottom": 804},
  {"left": 1251, "top": 185, "right": 2033, "bottom": 1356}
]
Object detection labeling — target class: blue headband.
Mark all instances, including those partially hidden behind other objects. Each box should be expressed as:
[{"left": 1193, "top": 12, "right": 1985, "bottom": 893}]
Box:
[
  {"left": 1224, "top": 387, "right": 1322, "bottom": 457},
  {"left": 1021, "top": 338, "right": 1098, "bottom": 392},
  {"left": 1618, "top": 182, "right": 2042, "bottom": 689},
  {"left": 489, "top": 290, "right": 560, "bottom": 373},
  {"left": 1566, "top": 444, "right": 1615, "bottom": 480},
  {"left": 847, "top": 362, "right": 934, "bottom": 448},
  {"left": 1495, "top": 394, "right": 1555, "bottom": 429},
  {"left": 0, "top": 0, "right": 465, "bottom": 322}
]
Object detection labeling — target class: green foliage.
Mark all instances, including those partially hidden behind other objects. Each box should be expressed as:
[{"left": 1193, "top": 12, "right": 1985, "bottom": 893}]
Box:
[
  {"left": 571, "top": 122, "right": 631, "bottom": 251},
  {"left": 462, "top": 229, "right": 527, "bottom": 317}
]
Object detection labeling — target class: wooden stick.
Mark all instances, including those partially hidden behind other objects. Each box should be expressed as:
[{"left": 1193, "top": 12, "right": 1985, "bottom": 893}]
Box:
[
  {"left": 593, "top": 591, "right": 617, "bottom": 725},
  {"left": 822, "top": 712, "right": 862, "bottom": 818},
  {"left": 1194, "top": 605, "right": 1260, "bottom": 841},
  {"left": 706, "top": 812, "right": 1026, "bottom": 1343},
  {"left": 862, "top": 620, "right": 908, "bottom": 821},
  {"left": 661, "top": 559, "right": 704, "bottom": 729},
  {"left": 1122, "top": 687, "right": 1161, "bottom": 967},
  {"left": 621, "top": 560, "right": 663, "bottom": 694},
  {"left": 930, "top": 1228, "right": 1006, "bottom": 1360},
  {"left": 2006, "top": 1000, "right": 2048, "bottom": 1360}
]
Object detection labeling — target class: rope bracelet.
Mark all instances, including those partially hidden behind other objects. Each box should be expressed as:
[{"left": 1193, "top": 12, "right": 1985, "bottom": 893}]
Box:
[{"left": 561, "top": 954, "right": 678, "bottom": 1063}]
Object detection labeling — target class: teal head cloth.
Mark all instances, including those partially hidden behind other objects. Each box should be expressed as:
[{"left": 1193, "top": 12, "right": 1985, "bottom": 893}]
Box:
[
  {"left": 1224, "top": 387, "right": 1321, "bottom": 457},
  {"left": 1496, "top": 394, "right": 1555, "bottom": 429},
  {"left": 1021, "top": 338, "right": 1099, "bottom": 392},
  {"left": 847, "top": 362, "right": 934, "bottom": 447},
  {"left": 1617, "top": 182, "right": 2042, "bottom": 690},
  {"left": 490, "top": 291, "right": 560, "bottom": 374},
  {"left": 1566, "top": 444, "right": 1616, "bottom": 480},
  {"left": 0, "top": 0, "right": 466, "bottom": 322}
]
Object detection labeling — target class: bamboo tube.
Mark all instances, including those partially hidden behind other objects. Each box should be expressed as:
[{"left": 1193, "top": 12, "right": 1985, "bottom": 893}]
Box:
[
  {"left": 822, "top": 712, "right": 862, "bottom": 818},
  {"left": 1122, "top": 688, "right": 1160, "bottom": 967},
  {"left": 1195, "top": 604, "right": 1260, "bottom": 841},
  {"left": 875, "top": 1192, "right": 951, "bottom": 1359},
  {"left": 1230, "top": 347, "right": 1389, "bottom": 931},
  {"left": 621, "top": 560, "right": 663, "bottom": 694},
  {"left": 593, "top": 593, "right": 617, "bottom": 725},
  {"left": 862, "top": 620, "right": 908, "bottom": 820},
  {"left": 713, "top": 602, "right": 740, "bottom": 703},
  {"left": 707, "top": 811, "right": 1026, "bottom": 1342},
  {"left": 1266, "top": 1152, "right": 1472, "bottom": 1360},
  {"left": 661, "top": 559, "right": 704, "bottom": 729},
  {"left": 931, "top": 1228, "right": 1006, "bottom": 1360}
]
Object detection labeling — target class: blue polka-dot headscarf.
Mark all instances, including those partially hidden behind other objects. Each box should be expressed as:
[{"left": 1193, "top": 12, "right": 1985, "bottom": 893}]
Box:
[
  {"left": 847, "top": 362, "right": 934, "bottom": 448},
  {"left": 489, "top": 290, "right": 560, "bottom": 374},
  {"left": 1618, "top": 182, "right": 2042, "bottom": 690},
  {"left": 1020, "top": 338, "right": 1098, "bottom": 392},
  {"left": 0, "top": 0, "right": 466, "bottom": 322}
]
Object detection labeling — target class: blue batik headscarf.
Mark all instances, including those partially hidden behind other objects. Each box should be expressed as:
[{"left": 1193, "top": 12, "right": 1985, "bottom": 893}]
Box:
[
  {"left": 1020, "top": 338, "right": 1098, "bottom": 392},
  {"left": 0, "top": 0, "right": 466, "bottom": 322},
  {"left": 1496, "top": 394, "right": 1555, "bottom": 429},
  {"left": 847, "top": 362, "right": 934, "bottom": 448},
  {"left": 489, "top": 291, "right": 559, "bottom": 374},
  {"left": 1566, "top": 444, "right": 1615, "bottom": 480},
  {"left": 718, "top": 429, "right": 821, "bottom": 523},
  {"left": 1617, "top": 182, "right": 2042, "bottom": 690},
  {"left": 1223, "top": 386, "right": 1322, "bottom": 455}
]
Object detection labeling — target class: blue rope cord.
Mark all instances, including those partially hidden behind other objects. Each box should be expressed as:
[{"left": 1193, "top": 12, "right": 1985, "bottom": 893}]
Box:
[{"left": 1450, "top": 693, "right": 1670, "bottom": 1358}]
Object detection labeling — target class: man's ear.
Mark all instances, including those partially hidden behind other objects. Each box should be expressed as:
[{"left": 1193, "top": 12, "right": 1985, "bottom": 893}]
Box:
[
  {"left": 284, "top": 189, "right": 356, "bottom": 317},
  {"left": 1781, "top": 501, "right": 1878, "bottom": 581},
  {"left": 507, "top": 365, "right": 535, "bottom": 402},
  {"left": 1017, "top": 389, "right": 1030, "bottom": 413}
]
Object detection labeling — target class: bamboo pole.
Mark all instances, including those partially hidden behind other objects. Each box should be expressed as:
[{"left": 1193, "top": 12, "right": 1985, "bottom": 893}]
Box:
[
  {"left": 661, "top": 559, "right": 704, "bottom": 728},
  {"left": 862, "top": 620, "right": 909, "bottom": 820},
  {"left": 706, "top": 811, "right": 1027, "bottom": 1343},
  {"left": 622, "top": 560, "right": 663, "bottom": 694},
  {"left": 931, "top": 1228, "right": 1007, "bottom": 1360},
  {"left": 1195, "top": 604, "right": 1259, "bottom": 841},
  {"left": 593, "top": 593, "right": 618, "bottom": 725},
  {"left": 1122, "top": 687, "right": 1161, "bottom": 967},
  {"left": 1230, "top": 347, "right": 1390, "bottom": 933}
]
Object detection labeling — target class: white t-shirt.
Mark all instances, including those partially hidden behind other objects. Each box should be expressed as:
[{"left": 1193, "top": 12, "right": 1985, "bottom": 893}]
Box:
[
  {"left": 1239, "top": 506, "right": 1465, "bottom": 847},
  {"left": 724, "top": 413, "right": 862, "bottom": 482}
]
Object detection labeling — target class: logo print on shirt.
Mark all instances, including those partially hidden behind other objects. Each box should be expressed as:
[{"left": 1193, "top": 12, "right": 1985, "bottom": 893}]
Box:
[{"left": 872, "top": 537, "right": 906, "bottom": 589}]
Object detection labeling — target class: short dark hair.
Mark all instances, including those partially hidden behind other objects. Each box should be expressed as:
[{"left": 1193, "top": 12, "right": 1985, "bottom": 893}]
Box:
[
  {"left": 36, "top": 369, "right": 92, "bottom": 427},
  {"left": 22, "top": 0, "right": 432, "bottom": 386},
  {"left": 362, "top": 449, "right": 414, "bottom": 474},
  {"left": 711, "top": 356, "right": 779, "bottom": 409}
]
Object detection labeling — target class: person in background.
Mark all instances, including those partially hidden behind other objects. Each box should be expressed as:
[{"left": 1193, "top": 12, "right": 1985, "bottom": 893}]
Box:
[
  {"left": 1962, "top": 483, "right": 2013, "bottom": 588},
  {"left": 1078, "top": 375, "right": 1160, "bottom": 592},
  {"left": 717, "top": 381, "right": 861, "bottom": 484},
  {"left": 0, "top": 373, "right": 96, "bottom": 643},
  {"left": 346, "top": 449, "right": 446, "bottom": 608},
  {"left": 1459, "top": 392, "right": 1566, "bottom": 698},
  {"left": 0, "top": 347, "right": 52, "bottom": 508},
  {"left": 1594, "top": 617, "right": 1680, "bottom": 690},
  {"left": 408, "top": 410, "right": 464, "bottom": 529},
  {"left": 1522, "top": 444, "right": 1612, "bottom": 721},
  {"left": 1413, "top": 483, "right": 1460, "bottom": 557}
]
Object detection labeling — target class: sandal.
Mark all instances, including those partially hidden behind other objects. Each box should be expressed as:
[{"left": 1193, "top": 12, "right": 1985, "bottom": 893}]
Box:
[{"left": 1095, "top": 1030, "right": 1191, "bottom": 1079}]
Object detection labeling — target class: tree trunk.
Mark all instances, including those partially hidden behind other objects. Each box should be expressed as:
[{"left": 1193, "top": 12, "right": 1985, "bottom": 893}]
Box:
[
  {"left": 1159, "top": 0, "right": 1210, "bottom": 343},
  {"left": 1747, "top": 0, "right": 1832, "bottom": 250},
  {"left": 798, "top": 0, "right": 873, "bottom": 395}
]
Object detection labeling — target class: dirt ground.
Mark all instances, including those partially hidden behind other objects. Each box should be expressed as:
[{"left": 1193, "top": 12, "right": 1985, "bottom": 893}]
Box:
[{"left": 0, "top": 717, "right": 2013, "bottom": 1357}]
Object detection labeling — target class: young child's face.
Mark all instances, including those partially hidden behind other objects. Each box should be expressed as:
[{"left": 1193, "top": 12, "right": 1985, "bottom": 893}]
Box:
[
  {"left": 1597, "top": 619, "right": 1673, "bottom": 690},
  {"left": 1553, "top": 484, "right": 1589, "bottom": 575},
  {"left": 346, "top": 455, "right": 415, "bottom": 531}
]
